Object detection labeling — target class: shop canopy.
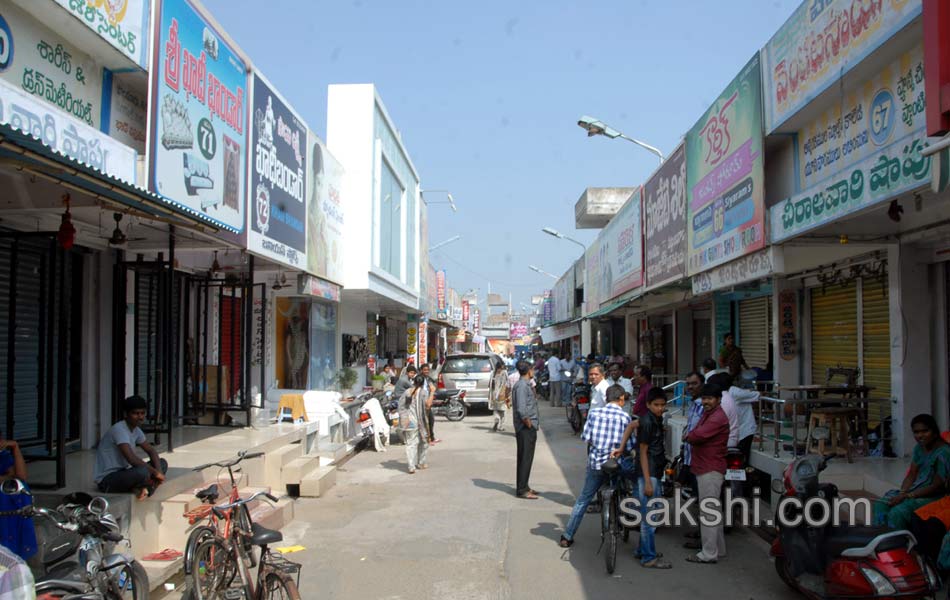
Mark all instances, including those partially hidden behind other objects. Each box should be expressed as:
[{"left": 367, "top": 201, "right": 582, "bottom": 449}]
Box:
[
  {"left": 584, "top": 295, "right": 636, "bottom": 320},
  {"left": 540, "top": 321, "right": 580, "bottom": 344}
]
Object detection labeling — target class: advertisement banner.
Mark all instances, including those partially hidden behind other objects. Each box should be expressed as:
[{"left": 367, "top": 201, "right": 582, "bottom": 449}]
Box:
[
  {"left": 426, "top": 266, "right": 437, "bottom": 315},
  {"left": 644, "top": 143, "right": 687, "bottom": 289},
  {"left": 0, "top": 3, "right": 103, "bottom": 129},
  {"left": 297, "top": 274, "right": 340, "bottom": 302},
  {"left": 406, "top": 314, "right": 418, "bottom": 364},
  {"left": 461, "top": 300, "right": 470, "bottom": 324},
  {"left": 418, "top": 319, "right": 428, "bottom": 365},
  {"left": 366, "top": 319, "right": 377, "bottom": 356},
  {"left": 762, "top": 0, "right": 922, "bottom": 132},
  {"left": 108, "top": 74, "right": 146, "bottom": 154},
  {"left": 54, "top": 0, "right": 150, "bottom": 68},
  {"left": 686, "top": 54, "right": 766, "bottom": 276},
  {"left": 509, "top": 322, "right": 528, "bottom": 339},
  {"left": 585, "top": 188, "right": 644, "bottom": 309},
  {"left": 473, "top": 309, "right": 480, "bottom": 335},
  {"left": 436, "top": 270, "right": 447, "bottom": 314},
  {"left": 771, "top": 45, "right": 930, "bottom": 242},
  {"left": 779, "top": 289, "right": 797, "bottom": 360},
  {"left": 307, "top": 134, "right": 344, "bottom": 284},
  {"left": 553, "top": 269, "right": 574, "bottom": 323},
  {"left": 0, "top": 78, "right": 136, "bottom": 182},
  {"left": 691, "top": 247, "right": 780, "bottom": 295},
  {"left": 542, "top": 291, "right": 554, "bottom": 326},
  {"left": 149, "top": 0, "right": 248, "bottom": 233},
  {"left": 249, "top": 74, "right": 307, "bottom": 269}
]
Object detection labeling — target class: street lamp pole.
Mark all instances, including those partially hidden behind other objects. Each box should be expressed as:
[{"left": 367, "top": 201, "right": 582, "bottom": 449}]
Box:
[
  {"left": 420, "top": 189, "right": 458, "bottom": 212},
  {"left": 541, "top": 227, "right": 586, "bottom": 253},
  {"left": 429, "top": 235, "right": 462, "bottom": 252},
  {"left": 529, "top": 265, "right": 559, "bottom": 280},
  {"left": 577, "top": 115, "right": 665, "bottom": 163}
]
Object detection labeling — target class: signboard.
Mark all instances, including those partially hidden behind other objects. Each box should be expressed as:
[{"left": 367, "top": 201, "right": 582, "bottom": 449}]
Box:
[
  {"left": 307, "top": 134, "right": 344, "bottom": 284},
  {"left": 461, "top": 300, "right": 470, "bottom": 324},
  {"left": 779, "top": 289, "right": 797, "bottom": 360},
  {"left": 509, "top": 322, "right": 528, "bottom": 338},
  {"left": 406, "top": 314, "right": 418, "bottom": 364},
  {"left": 426, "top": 266, "right": 437, "bottom": 315},
  {"left": 0, "top": 3, "right": 102, "bottom": 129},
  {"left": 297, "top": 274, "right": 340, "bottom": 302},
  {"left": 644, "top": 143, "right": 687, "bottom": 289},
  {"left": 771, "top": 45, "right": 931, "bottom": 242},
  {"left": 248, "top": 74, "right": 307, "bottom": 269},
  {"left": 54, "top": 0, "right": 150, "bottom": 68},
  {"left": 553, "top": 270, "right": 574, "bottom": 323},
  {"left": 686, "top": 54, "right": 766, "bottom": 276},
  {"left": 473, "top": 308, "right": 480, "bottom": 334},
  {"left": 366, "top": 318, "right": 377, "bottom": 355},
  {"left": 108, "top": 74, "right": 146, "bottom": 154},
  {"left": 691, "top": 247, "right": 781, "bottom": 295},
  {"left": 585, "top": 188, "right": 644, "bottom": 309},
  {"left": 762, "top": 0, "right": 922, "bottom": 132},
  {"left": 436, "top": 270, "right": 446, "bottom": 312},
  {"left": 542, "top": 290, "right": 554, "bottom": 326},
  {"left": 0, "top": 78, "right": 136, "bottom": 182},
  {"left": 418, "top": 319, "right": 428, "bottom": 365},
  {"left": 149, "top": 0, "right": 248, "bottom": 233}
]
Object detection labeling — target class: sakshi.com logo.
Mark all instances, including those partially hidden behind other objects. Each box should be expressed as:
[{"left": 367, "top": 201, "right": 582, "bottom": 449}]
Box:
[{"left": 618, "top": 488, "right": 873, "bottom": 529}]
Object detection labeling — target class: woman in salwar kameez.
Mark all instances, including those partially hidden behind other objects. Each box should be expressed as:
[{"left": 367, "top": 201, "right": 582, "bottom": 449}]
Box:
[
  {"left": 399, "top": 375, "right": 431, "bottom": 474},
  {"left": 874, "top": 414, "right": 950, "bottom": 530}
]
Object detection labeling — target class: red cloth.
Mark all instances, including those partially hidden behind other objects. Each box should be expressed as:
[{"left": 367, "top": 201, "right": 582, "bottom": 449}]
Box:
[
  {"left": 633, "top": 381, "right": 652, "bottom": 417},
  {"left": 685, "top": 405, "right": 730, "bottom": 476}
]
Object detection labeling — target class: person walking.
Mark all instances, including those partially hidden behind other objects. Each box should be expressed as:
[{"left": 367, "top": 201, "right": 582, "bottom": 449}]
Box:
[
  {"left": 512, "top": 360, "right": 540, "bottom": 499},
  {"left": 491, "top": 363, "right": 511, "bottom": 432},
  {"left": 398, "top": 375, "right": 431, "bottom": 474},
  {"left": 683, "top": 384, "right": 730, "bottom": 564},
  {"left": 546, "top": 352, "right": 562, "bottom": 406},
  {"left": 420, "top": 363, "right": 440, "bottom": 444}
]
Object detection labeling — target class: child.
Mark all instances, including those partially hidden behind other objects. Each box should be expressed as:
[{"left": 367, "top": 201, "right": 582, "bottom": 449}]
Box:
[
  {"left": 491, "top": 364, "right": 511, "bottom": 432},
  {"left": 635, "top": 387, "right": 671, "bottom": 569}
]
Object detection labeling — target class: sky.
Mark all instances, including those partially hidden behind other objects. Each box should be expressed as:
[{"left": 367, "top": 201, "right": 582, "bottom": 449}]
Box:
[{"left": 201, "top": 0, "right": 801, "bottom": 312}]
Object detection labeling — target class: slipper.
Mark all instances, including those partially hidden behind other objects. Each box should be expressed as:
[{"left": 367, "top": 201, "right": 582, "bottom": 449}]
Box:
[
  {"left": 559, "top": 536, "right": 573, "bottom": 548},
  {"left": 635, "top": 551, "right": 664, "bottom": 560},
  {"left": 418, "top": 464, "right": 429, "bottom": 470},
  {"left": 517, "top": 492, "right": 539, "bottom": 500},
  {"left": 430, "top": 439, "right": 442, "bottom": 444},
  {"left": 408, "top": 469, "right": 416, "bottom": 474},
  {"left": 685, "top": 555, "right": 717, "bottom": 564},
  {"left": 683, "top": 541, "right": 702, "bottom": 550},
  {"left": 642, "top": 558, "right": 672, "bottom": 569},
  {"left": 142, "top": 549, "right": 183, "bottom": 561}
]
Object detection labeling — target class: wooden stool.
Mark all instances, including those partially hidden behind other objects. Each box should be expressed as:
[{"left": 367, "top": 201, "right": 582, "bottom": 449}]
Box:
[
  {"left": 806, "top": 408, "right": 861, "bottom": 463},
  {"left": 277, "top": 394, "right": 308, "bottom": 422}
]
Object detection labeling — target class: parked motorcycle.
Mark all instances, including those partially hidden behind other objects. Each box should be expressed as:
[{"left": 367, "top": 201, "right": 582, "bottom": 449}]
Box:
[
  {"left": 0, "top": 479, "right": 150, "bottom": 598},
  {"left": 432, "top": 388, "right": 467, "bottom": 421},
  {"left": 566, "top": 382, "right": 590, "bottom": 434},
  {"left": 535, "top": 368, "right": 550, "bottom": 401},
  {"left": 770, "top": 454, "right": 939, "bottom": 599},
  {"left": 356, "top": 393, "right": 390, "bottom": 451}
]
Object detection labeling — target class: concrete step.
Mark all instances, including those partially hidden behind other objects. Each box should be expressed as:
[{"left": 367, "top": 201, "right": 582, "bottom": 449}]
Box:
[
  {"left": 264, "top": 443, "right": 304, "bottom": 490},
  {"left": 252, "top": 497, "right": 295, "bottom": 533},
  {"left": 142, "top": 556, "right": 184, "bottom": 592},
  {"left": 299, "top": 465, "right": 337, "bottom": 498},
  {"left": 158, "top": 486, "right": 272, "bottom": 555},
  {"left": 280, "top": 457, "right": 322, "bottom": 485},
  {"left": 312, "top": 441, "right": 348, "bottom": 463}
]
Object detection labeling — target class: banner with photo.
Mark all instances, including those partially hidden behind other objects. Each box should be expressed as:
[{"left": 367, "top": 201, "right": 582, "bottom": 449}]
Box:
[
  {"left": 762, "top": 0, "right": 921, "bottom": 132},
  {"left": 585, "top": 188, "right": 643, "bottom": 310},
  {"left": 249, "top": 73, "right": 307, "bottom": 270},
  {"left": 644, "top": 142, "right": 687, "bottom": 289},
  {"left": 307, "top": 134, "right": 344, "bottom": 284},
  {"left": 149, "top": 0, "right": 248, "bottom": 233},
  {"left": 54, "top": 0, "right": 150, "bottom": 68},
  {"left": 686, "top": 54, "right": 766, "bottom": 276}
]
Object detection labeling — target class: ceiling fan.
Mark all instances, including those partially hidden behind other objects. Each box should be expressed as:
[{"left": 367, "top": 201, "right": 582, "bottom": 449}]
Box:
[{"left": 102, "top": 213, "right": 147, "bottom": 246}]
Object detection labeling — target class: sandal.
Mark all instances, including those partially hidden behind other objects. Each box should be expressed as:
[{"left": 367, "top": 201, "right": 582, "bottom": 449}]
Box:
[
  {"left": 685, "top": 555, "right": 717, "bottom": 564},
  {"left": 559, "top": 536, "right": 573, "bottom": 548},
  {"left": 642, "top": 558, "right": 672, "bottom": 569},
  {"left": 635, "top": 551, "right": 664, "bottom": 560},
  {"left": 517, "top": 492, "right": 539, "bottom": 500},
  {"left": 683, "top": 541, "right": 702, "bottom": 550}
]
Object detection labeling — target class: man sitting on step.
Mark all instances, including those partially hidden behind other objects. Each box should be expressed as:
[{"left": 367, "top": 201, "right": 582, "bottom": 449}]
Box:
[{"left": 94, "top": 395, "right": 168, "bottom": 500}]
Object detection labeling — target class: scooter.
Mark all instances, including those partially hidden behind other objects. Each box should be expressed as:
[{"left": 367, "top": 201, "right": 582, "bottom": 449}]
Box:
[
  {"left": 431, "top": 388, "right": 467, "bottom": 421},
  {"left": 770, "top": 454, "right": 939, "bottom": 599}
]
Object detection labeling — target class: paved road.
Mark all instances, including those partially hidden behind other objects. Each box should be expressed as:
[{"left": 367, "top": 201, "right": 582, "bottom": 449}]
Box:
[{"left": 277, "top": 402, "right": 800, "bottom": 599}]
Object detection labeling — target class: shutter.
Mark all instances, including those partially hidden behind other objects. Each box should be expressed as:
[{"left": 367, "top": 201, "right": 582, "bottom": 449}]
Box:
[
  {"left": 862, "top": 277, "right": 891, "bottom": 426},
  {"left": 739, "top": 296, "right": 769, "bottom": 369},
  {"left": 811, "top": 283, "right": 858, "bottom": 387}
]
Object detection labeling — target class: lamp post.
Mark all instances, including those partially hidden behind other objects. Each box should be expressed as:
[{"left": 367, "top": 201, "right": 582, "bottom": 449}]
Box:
[
  {"left": 429, "top": 235, "right": 462, "bottom": 252},
  {"left": 420, "top": 189, "right": 458, "bottom": 212},
  {"left": 529, "top": 265, "right": 559, "bottom": 280},
  {"left": 577, "top": 115, "right": 665, "bottom": 163},
  {"left": 541, "top": 227, "right": 586, "bottom": 253}
]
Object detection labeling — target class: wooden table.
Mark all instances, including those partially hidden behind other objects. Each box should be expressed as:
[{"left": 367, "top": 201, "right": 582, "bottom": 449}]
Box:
[{"left": 776, "top": 386, "right": 877, "bottom": 457}]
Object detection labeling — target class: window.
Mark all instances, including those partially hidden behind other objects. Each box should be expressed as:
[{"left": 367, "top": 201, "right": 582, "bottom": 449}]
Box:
[
  {"left": 442, "top": 356, "right": 493, "bottom": 374},
  {"left": 309, "top": 300, "right": 337, "bottom": 390},
  {"left": 379, "top": 160, "right": 402, "bottom": 278}
]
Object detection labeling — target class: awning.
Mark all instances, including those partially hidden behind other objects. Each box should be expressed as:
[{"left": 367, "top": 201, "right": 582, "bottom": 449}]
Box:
[
  {"left": 540, "top": 322, "right": 580, "bottom": 344},
  {"left": 585, "top": 295, "right": 635, "bottom": 320}
]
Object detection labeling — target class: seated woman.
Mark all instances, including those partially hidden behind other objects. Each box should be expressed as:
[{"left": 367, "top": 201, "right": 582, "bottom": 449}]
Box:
[
  {"left": 0, "top": 437, "right": 37, "bottom": 561},
  {"left": 874, "top": 414, "right": 950, "bottom": 530}
]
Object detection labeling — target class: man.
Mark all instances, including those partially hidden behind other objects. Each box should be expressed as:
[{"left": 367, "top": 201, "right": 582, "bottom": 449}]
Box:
[
  {"left": 512, "top": 360, "right": 540, "bottom": 499},
  {"left": 607, "top": 362, "right": 634, "bottom": 396},
  {"left": 420, "top": 363, "right": 440, "bottom": 444},
  {"left": 718, "top": 332, "right": 749, "bottom": 376},
  {"left": 559, "top": 354, "right": 577, "bottom": 408},
  {"left": 393, "top": 364, "right": 418, "bottom": 401},
  {"left": 632, "top": 366, "right": 654, "bottom": 418},
  {"left": 560, "top": 384, "right": 636, "bottom": 548},
  {"left": 588, "top": 364, "right": 609, "bottom": 411},
  {"left": 681, "top": 371, "right": 705, "bottom": 541},
  {"left": 707, "top": 373, "right": 739, "bottom": 448},
  {"left": 633, "top": 388, "right": 672, "bottom": 569},
  {"left": 702, "top": 358, "right": 728, "bottom": 381},
  {"left": 95, "top": 395, "right": 168, "bottom": 500},
  {"left": 683, "top": 384, "right": 730, "bottom": 564},
  {"left": 546, "top": 352, "right": 562, "bottom": 406}
]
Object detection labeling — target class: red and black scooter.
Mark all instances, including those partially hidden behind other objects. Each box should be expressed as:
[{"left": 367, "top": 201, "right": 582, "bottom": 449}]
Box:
[{"left": 770, "top": 454, "right": 939, "bottom": 599}]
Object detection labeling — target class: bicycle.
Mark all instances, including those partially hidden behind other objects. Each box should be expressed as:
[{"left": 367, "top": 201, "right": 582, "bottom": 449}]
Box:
[
  {"left": 183, "top": 450, "right": 264, "bottom": 598},
  {"left": 598, "top": 457, "right": 632, "bottom": 574},
  {"left": 191, "top": 491, "right": 301, "bottom": 600}
]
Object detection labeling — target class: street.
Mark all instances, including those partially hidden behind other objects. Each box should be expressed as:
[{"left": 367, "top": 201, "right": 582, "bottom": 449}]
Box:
[{"left": 279, "top": 404, "right": 799, "bottom": 599}]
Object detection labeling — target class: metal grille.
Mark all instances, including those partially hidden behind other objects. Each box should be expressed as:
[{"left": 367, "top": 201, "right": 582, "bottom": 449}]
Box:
[
  {"left": 811, "top": 283, "right": 858, "bottom": 387},
  {"left": 738, "top": 296, "right": 770, "bottom": 370},
  {"left": 862, "top": 277, "right": 891, "bottom": 425}
]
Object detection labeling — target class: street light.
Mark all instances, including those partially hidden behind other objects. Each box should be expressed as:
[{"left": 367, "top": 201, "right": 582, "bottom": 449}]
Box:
[
  {"left": 429, "top": 235, "right": 462, "bottom": 252},
  {"left": 577, "top": 115, "right": 665, "bottom": 163},
  {"left": 529, "top": 265, "right": 559, "bottom": 280},
  {"left": 541, "top": 227, "right": 586, "bottom": 253},
  {"left": 420, "top": 189, "right": 458, "bottom": 212}
]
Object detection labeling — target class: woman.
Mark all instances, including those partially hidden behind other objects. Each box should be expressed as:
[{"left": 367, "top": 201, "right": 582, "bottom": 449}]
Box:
[
  {"left": 491, "top": 364, "right": 511, "bottom": 432},
  {"left": 0, "top": 438, "right": 36, "bottom": 560},
  {"left": 718, "top": 332, "right": 749, "bottom": 376},
  {"left": 399, "top": 375, "right": 431, "bottom": 474},
  {"left": 874, "top": 414, "right": 950, "bottom": 530}
]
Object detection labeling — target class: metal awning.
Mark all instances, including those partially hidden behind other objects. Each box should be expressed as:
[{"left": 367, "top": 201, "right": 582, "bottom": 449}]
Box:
[
  {"left": 540, "top": 322, "right": 580, "bottom": 344},
  {"left": 585, "top": 295, "right": 636, "bottom": 320}
]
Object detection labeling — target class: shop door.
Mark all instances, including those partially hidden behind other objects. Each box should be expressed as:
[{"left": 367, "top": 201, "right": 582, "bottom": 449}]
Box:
[
  {"left": 811, "top": 284, "right": 858, "bottom": 387},
  {"left": 739, "top": 296, "right": 771, "bottom": 370},
  {"left": 862, "top": 278, "right": 891, "bottom": 425},
  {"left": 694, "top": 318, "right": 711, "bottom": 367}
]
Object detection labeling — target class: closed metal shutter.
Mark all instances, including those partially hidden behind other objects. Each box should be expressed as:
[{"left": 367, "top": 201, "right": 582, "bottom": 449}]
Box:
[
  {"left": 862, "top": 278, "right": 891, "bottom": 425},
  {"left": 811, "top": 284, "right": 858, "bottom": 387},
  {"left": 739, "top": 296, "right": 770, "bottom": 369}
]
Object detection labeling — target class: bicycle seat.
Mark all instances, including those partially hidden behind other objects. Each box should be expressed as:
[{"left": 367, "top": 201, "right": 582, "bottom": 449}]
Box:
[
  {"left": 250, "top": 522, "right": 283, "bottom": 546},
  {"left": 195, "top": 484, "right": 219, "bottom": 503}
]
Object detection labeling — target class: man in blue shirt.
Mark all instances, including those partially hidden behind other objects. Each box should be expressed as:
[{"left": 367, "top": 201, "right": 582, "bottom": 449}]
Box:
[{"left": 559, "top": 384, "right": 637, "bottom": 547}]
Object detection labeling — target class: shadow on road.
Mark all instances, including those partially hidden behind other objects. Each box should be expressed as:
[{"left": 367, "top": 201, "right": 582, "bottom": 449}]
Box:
[
  {"left": 379, "top": 459, "right": 409, "bottom": 473},
  {"left": 530, "top": 520, "right": 564, "bottom": 542},
  {"left": 472, "top": 477, "right": 517, "bottom": 496}
]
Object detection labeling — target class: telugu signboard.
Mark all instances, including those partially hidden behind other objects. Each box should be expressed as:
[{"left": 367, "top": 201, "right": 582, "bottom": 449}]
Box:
[
  {"left": 553, "top": 269, "right": 574, "bottom": 323},
  {"left": 248, "top": 73, "right": 307, "bottom": 269},
  {"left": 436, "top": 270, "right": 446, "bottom": 315},
  {"left": 762, "top": 0, "right": 922, "bottom": 132},
  {"left": 644, "top": 142, "right": 687, "bottom": 289},
  {"left": 691, "top": 247, "right": 782, "bottom": 295},
  {"left": 54, "top": 0, "right": 150, "bottom": 68},
  {"left": 307, "top": 134, "right": 344, "bottom": 284},
  {"left": 149, "top": 0, "right": 248, "bottom": 233},
  {"left": 108, "top": 74, "right": 146, "bottom": 155},
  {"left": 686, "top": 54, "right": 766, "bottom": 276},
  {"left": 771, "top": 45, "right": 931, "bottom": 242}
]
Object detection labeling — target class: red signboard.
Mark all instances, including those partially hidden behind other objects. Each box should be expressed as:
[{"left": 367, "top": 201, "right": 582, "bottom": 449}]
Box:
[
  {"left": 462, "top": 300, "right": 470, "bottom": 323},
  {"left": 925, "top": 0, "right": 950, "bottom": 135},
  {"left": 436, "top": 271, "right": 446, "bottom": 311}
]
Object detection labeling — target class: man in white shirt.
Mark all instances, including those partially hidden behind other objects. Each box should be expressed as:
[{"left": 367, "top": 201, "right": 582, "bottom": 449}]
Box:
[
  {"left": 546, "top": 352, "right": 562, "bottom": 406},
  {"left": 707, "top": 373, "right": 740, "bottom": 448},
  {"left": 606, "top": 362, "right": 634, "bottom": 396},
  {"left": 702, "top": 358, "right": 728, "bottom": 382},
  {"left": 559, "top": 355, "right": 577, "bottom": 407},
  {"left": 588, "top": 364, "right": 610, "bottom": 411}
]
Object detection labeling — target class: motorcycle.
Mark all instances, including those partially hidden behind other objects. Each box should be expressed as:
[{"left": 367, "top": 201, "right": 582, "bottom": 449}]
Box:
[
  {"left": 535, "top": 368, "right": 550, "bottom": 401},
  {"left": 770, "top": 454, "right": 939, "bottom": 599},
  {"left": 0, "top": 479, "right": 150, "bottom": 598},
  {"left": 356, "top": 393, "right": 390, "bottom": 451},
  {"left": 431, "top": 388, "right": 467, "bottom": 421},
  {"left": 566, "top": 381, "right": 590, "bottom": 434}
]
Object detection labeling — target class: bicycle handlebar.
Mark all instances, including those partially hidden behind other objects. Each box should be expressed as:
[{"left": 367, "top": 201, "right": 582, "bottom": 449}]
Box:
[
  {"left": 193, "top": 450, "right": 266, "bottom": 472},
  {"left": 213, "top": 490, "right": 279, "bottom": 513}
]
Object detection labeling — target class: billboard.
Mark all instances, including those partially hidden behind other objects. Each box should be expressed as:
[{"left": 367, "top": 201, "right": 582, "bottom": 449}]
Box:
[
  {"left": 149, "top": 0, "right": 248, "bottom": 233},
  {"left": 553, "top": 269, "right": 574, "bottom": 323},
  {"left": 307, "top": 134, "right": 344, "bottom": 284},
  {"left": 644, "top": 143, "right": 687, "bottom": 289},
  {"left": 585, "top": 188, "right": 643, "bottom": 310},
  {"left": 686, "top": 54, "right": 766, "bottom": 276},
  {"left": 436, "top": 270, "right": 447, "bottom": 315},
  {"left": 248, "top": 73, "right": 307, "bottom": 269},
  {"left": 762, "top": 0, "right": 922, "bottom": 132},
  {"left": 54, "top": 0, "right": 150, "bottom": 68}
]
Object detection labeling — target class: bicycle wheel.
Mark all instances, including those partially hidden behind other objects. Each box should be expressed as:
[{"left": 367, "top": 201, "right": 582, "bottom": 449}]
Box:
[
  {"left": 192, "top": 538, "right": 236, "bottom": 600},
  {"left": 236, "top": 503, "right": 257, "bottom": 560},
  {"left": 602, "top": 489, "right": 618, "bottom": 574},
  {"left": 263, "top": 572, "right": 302, "bottom": 600},
  {"left": 108, "top": 560, "right": 149, "bottom": 600}
]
